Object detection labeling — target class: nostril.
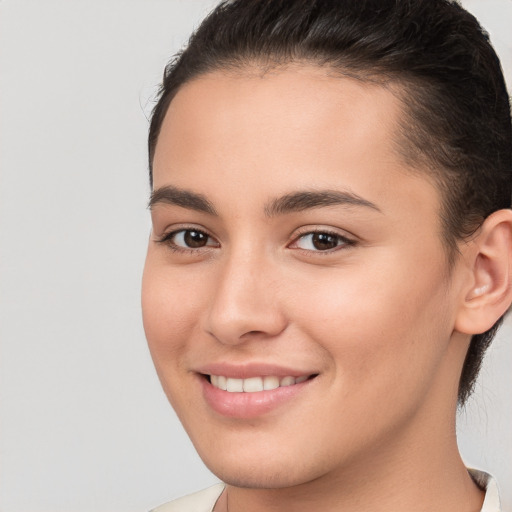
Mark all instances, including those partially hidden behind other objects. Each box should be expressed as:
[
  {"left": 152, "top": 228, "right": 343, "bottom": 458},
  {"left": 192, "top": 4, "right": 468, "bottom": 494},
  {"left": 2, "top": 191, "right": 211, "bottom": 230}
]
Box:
[{"left": 241, "top": 330, "right": 265, "bottom": 338}]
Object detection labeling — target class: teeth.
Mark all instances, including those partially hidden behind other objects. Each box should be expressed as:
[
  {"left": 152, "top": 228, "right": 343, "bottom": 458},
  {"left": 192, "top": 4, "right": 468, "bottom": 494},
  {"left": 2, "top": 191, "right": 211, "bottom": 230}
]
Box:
[
  {"left": 217, "top": 375, "right": 227, "bottom": 391},
  {"left": 263, "top": 376, "right": 280, "bottom": 390},
  {"left": 243, "top": 377, "right": 264, "bottom": 392},
  {"left": 280, "top": 376, "right": 295, "bottom": 387},
  {"left": 226, "top": 377, "right": 244, "bottom": 392},
  {"left": 209, "top": 375, "right": 310, "bottom": 393}
]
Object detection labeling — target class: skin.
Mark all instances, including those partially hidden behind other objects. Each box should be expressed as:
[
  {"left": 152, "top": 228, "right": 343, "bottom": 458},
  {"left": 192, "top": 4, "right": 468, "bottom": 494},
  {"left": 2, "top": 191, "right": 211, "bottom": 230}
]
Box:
[{"left": 142, "top": 65, "right": 490, "bottom": 512}]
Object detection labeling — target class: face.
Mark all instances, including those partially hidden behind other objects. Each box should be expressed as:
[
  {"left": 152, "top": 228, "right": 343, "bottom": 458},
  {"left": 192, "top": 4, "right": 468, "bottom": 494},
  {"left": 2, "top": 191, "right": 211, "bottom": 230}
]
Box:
[{"left": 142, "top": 66, "right": 468, "bottom": 489}]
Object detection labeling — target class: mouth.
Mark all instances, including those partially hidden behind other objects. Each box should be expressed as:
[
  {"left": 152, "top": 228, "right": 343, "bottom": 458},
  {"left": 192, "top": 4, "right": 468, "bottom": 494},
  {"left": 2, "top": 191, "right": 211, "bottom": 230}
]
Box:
[
  {"left": 200, "top": 372, "right": 317, "bottom": 418},
  {"left": 196, "top": 363, "right": 319, "bottom": 417},
  {"left": 207, "top": 374, "right": 313, "bottom": 393}
]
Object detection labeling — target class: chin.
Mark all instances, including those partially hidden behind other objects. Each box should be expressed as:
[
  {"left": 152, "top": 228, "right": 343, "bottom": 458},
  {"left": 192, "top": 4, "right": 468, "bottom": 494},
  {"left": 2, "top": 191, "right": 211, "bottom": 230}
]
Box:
[
  {"left": 196, "top": 441, "right": 331, "bottom": 490},
  {"left": 209, "top": 463, "right": 317, "bottom": 490}
]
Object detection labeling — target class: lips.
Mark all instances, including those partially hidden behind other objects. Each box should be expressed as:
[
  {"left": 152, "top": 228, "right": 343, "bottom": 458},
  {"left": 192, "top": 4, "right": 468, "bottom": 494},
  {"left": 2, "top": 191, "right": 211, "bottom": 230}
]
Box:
[{"left": 197, "top": 364, "right": 317, "bottom": 418}]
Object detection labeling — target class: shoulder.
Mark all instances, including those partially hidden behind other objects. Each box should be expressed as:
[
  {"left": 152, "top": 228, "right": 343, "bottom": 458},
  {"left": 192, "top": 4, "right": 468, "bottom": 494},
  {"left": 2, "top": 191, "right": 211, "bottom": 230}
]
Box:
[{"left": 150, "top": 484, "right": 225, "bottom": 512}]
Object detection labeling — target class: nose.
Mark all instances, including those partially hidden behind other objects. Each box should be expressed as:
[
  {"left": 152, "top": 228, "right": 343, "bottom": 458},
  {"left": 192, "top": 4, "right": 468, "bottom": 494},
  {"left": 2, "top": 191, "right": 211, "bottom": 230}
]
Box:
[{"left": 203, "top": 251, "right": 288, "bottom": 345}]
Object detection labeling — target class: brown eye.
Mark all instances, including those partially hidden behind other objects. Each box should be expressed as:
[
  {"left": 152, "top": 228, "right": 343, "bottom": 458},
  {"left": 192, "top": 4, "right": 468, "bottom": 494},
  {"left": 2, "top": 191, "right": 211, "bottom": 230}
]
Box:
[
  {"left": 183, "top": 230, "right": 208, "bottom": 248},
  {"left": 168, "top": 229, "right": 218, "bottom": 249},
  {"left": 311, "top": 233, "right": 338, "bottom": 250},
  {"left": 292, "top": 231, "right": 353, "bottom": 252}
]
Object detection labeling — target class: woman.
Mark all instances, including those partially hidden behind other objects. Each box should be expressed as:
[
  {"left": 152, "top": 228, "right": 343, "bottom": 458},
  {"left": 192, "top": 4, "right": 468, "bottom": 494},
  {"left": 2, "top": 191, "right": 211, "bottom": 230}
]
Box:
[{"left": 142, "top": 1, "right": 512, "bottom": 510}]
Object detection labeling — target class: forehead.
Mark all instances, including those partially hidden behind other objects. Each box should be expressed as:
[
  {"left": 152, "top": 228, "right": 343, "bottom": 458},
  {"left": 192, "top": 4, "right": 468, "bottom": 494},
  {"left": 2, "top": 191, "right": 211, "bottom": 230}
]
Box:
[
  {"left": 153, "top": 65, "right": 441, "bottom": 226},
  {"left": 156, "top": 65, "right": 401, "bottom": 173}
]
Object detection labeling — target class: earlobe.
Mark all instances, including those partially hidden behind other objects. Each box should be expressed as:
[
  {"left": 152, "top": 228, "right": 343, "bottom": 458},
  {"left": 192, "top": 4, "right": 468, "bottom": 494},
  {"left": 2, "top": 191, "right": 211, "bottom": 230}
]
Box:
[{"left": 455, "top": 209, "right": 512, "bottom": 335}]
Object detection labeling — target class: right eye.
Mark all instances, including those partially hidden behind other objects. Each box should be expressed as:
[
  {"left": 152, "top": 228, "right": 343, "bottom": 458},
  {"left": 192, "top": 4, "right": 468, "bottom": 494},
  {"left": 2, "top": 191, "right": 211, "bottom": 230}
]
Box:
[
  {"left": 159, "top": 228, "right": 220, "bottom": 251},
  {"left": 157, "top": 228, "right": 220, "bottom": 252}
]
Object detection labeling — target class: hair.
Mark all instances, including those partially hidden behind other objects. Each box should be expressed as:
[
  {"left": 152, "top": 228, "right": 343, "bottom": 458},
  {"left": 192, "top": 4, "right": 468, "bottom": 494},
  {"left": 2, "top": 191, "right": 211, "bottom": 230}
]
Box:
[{"left": 148, "top": 0, "right": 512, "bottom": 404}]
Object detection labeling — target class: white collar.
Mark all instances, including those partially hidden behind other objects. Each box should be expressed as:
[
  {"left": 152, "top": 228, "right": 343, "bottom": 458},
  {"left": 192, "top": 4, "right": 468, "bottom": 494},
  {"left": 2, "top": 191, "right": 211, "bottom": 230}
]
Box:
[{"left": 468, "top": 469, "right": 501, "bottom": 512}]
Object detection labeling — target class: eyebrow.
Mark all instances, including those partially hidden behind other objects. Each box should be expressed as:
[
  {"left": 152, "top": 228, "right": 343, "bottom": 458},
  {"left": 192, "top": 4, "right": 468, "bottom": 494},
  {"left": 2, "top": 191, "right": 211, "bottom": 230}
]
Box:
[
  {"left": 148, "top": 186, "right": 381, "bottom": 217},
  {"left": 264, "top": 190, "right": 381, "bottom": 216},
  {"left": 148, "top": 185, "right": 217, "bottom": 215}
]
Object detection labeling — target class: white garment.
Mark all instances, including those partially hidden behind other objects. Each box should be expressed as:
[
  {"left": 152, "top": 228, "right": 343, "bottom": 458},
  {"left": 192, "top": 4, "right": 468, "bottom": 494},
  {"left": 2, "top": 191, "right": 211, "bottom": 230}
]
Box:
[
  {"left": 150, "top": 484, "right": 224, "bottom": 512},
  {"left": 151, "top": 470, "right": 500, "bottom": 512},
  {"left": 470, "top": 469, "right": 501, "bottom": 512}
]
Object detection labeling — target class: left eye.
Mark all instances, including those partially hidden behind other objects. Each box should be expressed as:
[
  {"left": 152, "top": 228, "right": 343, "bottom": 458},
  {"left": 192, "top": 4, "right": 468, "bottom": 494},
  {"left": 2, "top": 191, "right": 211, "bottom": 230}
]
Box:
[{"left": 292, "top": 232, "right": 351, "bottom": 251}]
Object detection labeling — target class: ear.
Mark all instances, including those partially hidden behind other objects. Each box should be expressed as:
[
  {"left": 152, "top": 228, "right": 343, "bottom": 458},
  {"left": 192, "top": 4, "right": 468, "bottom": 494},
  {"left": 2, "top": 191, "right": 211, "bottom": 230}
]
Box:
[{"left": 455, "top": 209, "right": 512, "bottom": 335}]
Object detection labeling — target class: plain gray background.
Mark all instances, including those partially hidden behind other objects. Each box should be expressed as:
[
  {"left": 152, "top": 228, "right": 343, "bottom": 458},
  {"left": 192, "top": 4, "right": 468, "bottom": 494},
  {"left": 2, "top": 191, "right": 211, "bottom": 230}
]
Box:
[{"left": 0, "top": 1, "right": 510, "bottom": 511}]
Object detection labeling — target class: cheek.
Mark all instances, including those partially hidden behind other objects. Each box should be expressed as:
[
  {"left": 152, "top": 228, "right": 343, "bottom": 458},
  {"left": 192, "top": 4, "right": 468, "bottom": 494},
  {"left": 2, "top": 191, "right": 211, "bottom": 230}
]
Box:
[
  {"left": 141, "top": 255, "right": 212, "bottom": 418},
  {"left": 141, "top": 253, "right": 205, "bottom": 366},
  {"left": 288, "top": 252, "right": 454, "bottom": 399}
]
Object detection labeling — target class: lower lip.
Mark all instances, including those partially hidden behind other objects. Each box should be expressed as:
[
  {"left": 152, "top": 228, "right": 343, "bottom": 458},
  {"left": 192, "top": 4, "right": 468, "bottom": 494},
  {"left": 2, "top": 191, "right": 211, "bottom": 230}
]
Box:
[{"left": 201, "top": 376, "right": 313, "bottom": 418}]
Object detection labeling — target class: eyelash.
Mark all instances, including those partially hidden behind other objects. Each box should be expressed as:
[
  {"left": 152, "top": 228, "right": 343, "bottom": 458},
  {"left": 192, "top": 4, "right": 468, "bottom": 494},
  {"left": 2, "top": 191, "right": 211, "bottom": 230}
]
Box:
[
  {"left": 289, "top": 229, "right": 356, "bottom": 254},
  {"left": 156, "top": 228, "right": 219, "bottom": 254},
  {"left": 156, "top": 228, "right": 356, "bottom": 255}
]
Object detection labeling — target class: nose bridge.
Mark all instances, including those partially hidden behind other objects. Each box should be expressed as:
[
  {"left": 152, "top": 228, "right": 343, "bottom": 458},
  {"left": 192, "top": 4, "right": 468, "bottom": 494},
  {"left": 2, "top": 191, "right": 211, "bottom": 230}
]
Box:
[{"left": 205, "top": 245, "right": 286, "bottom": 344}]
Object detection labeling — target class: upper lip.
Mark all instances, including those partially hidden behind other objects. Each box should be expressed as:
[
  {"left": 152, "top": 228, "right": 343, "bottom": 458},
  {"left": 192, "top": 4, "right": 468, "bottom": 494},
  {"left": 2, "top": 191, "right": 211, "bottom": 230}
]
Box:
[{"left": 195, "top": 362, "right": 317, "bottom": 379}]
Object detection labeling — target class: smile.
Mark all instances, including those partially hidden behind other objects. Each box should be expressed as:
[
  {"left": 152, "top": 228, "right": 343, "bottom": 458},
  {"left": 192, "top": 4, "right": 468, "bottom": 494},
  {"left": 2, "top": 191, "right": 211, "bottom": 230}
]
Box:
[
  {"left": 201, "top": 370, "right": 317, "bottom": 418},
  {"left": 209, "top": 374, "right": 309, "bottom": 393}
]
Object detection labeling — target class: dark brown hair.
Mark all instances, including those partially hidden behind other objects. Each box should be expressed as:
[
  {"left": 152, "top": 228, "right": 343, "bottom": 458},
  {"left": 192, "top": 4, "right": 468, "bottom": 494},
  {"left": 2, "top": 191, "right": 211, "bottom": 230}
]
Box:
[{"left": 148, "top": 0, "right": 512, "bottom": 404}]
